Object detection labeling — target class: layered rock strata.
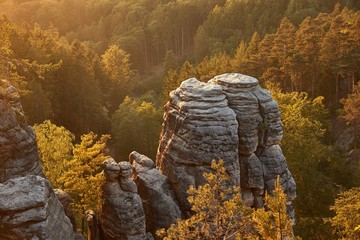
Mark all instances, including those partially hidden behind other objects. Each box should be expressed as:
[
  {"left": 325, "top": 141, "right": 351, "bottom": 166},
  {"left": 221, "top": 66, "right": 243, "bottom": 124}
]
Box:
[
  {"left": 156, "top": 78, "right": 240, "bottom": 213},
  {"left": 100, "top": 158, "right": 147, "bottom": 240},
  {"left": 130, "top": 151, "right": 181, "bottom": 235},
  {"left": 54, "top": 189, "right": 77, "bottom": 231},
  {"left": 0, "top": 80, "right": 74, "bottom": 239},
  {"left": 0, "top": 80, "right": 43, "bottom": 182},
  {"left": 156, "top": 74, "right": 296, "bottom": 214},
  {"left": 0, "top": 176, "right": 74, "bottom": 239}
]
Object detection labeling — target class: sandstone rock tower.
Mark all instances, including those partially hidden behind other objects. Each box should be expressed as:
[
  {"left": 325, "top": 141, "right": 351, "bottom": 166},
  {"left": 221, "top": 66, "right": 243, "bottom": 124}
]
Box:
[{"left": 156, "top": 73, "right": 296, "bottom": 216}]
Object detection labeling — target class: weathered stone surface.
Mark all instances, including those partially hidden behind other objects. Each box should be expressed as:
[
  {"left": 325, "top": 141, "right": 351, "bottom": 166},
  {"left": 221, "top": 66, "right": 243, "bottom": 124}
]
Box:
[
  {"left": 0, "top": 80, "right": 43, "bottom": 183},
  {"left": 156, "top": 78, "right": 240, "bottom": 213},
  {"left": 156, "top": 73, "right": 296, "bottom": 218},
  {"left": 130, "top": 151, "right": 181, "bottom": 234},
  {"left": 0, "top": 175, "right": 74, "bottom": 240},
  {"left": 100, "top": 157, "right": 147, "bottom": 240},
  {"left": 0, "top": 80, "right": 75, "bottom": 239},
  {"left": 55, "top": 189, "right": 77, "bottom": 231}
]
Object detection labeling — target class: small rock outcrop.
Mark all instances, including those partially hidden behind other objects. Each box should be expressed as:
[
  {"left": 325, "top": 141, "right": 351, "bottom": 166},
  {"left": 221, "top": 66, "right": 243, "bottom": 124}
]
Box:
[
  {"left": 130, "top": 151, "right": 181, "bottom": 235},
  {"left": 100, "top": 158, "right": 147, "bottom": 240},
  {"left": 156, "top": 74, "right": 296, "bottom": 215},
  {"left": 0, "top": 80, "right": 74, "bottom": 239}
]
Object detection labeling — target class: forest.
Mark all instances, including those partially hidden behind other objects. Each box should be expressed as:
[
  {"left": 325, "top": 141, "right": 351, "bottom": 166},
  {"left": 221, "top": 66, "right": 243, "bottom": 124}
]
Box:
[{"left": 0, "top": 0, "right": 360, "bottom": 239}]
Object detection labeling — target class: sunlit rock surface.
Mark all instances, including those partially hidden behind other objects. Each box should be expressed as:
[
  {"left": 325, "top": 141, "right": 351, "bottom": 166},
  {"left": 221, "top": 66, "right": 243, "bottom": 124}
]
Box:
[
  {"left": 156, "top": 73, "right": 296, "bottom": 216},
  {"left": 0, "top": 80, "right": 75, "bottom": 239}
]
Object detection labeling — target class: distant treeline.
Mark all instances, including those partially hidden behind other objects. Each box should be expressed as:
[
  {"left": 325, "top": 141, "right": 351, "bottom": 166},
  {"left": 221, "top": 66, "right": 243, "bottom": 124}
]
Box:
[{"left": 1, "top": 0, "right": 359, "bottom": 71}]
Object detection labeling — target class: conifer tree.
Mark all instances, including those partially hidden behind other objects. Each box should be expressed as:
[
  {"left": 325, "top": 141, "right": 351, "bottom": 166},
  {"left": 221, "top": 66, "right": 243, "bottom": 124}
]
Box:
[
  {"left": 326, "top": 187, "right": 360, "bottom": 240},
  {"left": 59, "top": 132, "right": 110, "bottom": 215},
  {"left": 341, "top": 81, "right": 360, "bottom": 148},
  {"left": 33, "top": 120, "right": 74, "bottom": 188},
  {"left": 252, "top": 176, "right": 294, "bottom": 240},
  {"left": 157, "top": 160, "right": 254, "bottom": 240},
  {"left": 270, "top": 18, "right": 296, "bottom": 91}
]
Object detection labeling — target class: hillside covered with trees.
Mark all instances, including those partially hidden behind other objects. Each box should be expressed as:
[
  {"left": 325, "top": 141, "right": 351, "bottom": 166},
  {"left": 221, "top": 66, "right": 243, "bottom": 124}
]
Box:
[{"left": 0, "top": 0, "right": 360, "bottom": 239}]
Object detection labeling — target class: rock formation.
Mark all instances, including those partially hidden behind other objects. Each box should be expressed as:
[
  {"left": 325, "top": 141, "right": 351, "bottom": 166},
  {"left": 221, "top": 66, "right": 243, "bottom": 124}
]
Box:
[
  {"left": 0, "top": 80, "right": 75, "bottom": 239},
  {"left": 0, "top": 80, "right": 43, "bottom": 182},
  {"left": 54, "top": 189, "right": 77, "bottom": 231},
  {"left": 156, "top": 78, "right": 240, "bottom": 214},
  {"left": 0, "top": 176, "right": 74, "bottom": 239},
  {"left": 100, "top": 157, "right": 147, "bottom": 240},
  {"left": 156, "top": 74, "right": 296, "bottom": 215},
  {"left": 130, "top": 151, "right": 181, "bottom": 235}
]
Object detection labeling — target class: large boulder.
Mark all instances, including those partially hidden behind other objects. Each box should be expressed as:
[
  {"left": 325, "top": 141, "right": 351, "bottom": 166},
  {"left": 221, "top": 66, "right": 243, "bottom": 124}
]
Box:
[
  {"left": 0, "top": 175, "right": 74, "bottom": 239},
  {"left": 156, "top": 74, "right": 296, "bottom": 217},
  {"left": 130, "top": 151, "right": 181, "bottom": 235}
]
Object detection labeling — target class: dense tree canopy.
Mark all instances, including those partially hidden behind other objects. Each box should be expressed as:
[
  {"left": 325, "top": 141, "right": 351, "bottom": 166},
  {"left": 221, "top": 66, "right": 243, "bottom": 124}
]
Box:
[
  {"left": 158, "top": 160, "right": 295, "bottom": 240},
  {"left": 326, "top": 187, "right": 360, "bottom": 240},
  {"left": 1, "top": 1, "right": 360, "bottom": 239}
]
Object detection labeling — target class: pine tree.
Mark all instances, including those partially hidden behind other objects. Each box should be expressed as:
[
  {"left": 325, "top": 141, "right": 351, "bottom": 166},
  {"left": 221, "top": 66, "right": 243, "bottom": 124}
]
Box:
[
  {"left": 59, "top": 132, "right": 110, "bottom": 215},
  {"left": 33, "top": 120, "right": 74, "bottom": 188},
  {"left": 295, "top": 16, "right": 323, "bottom": 95},
  {"left": 270, "top": 18, "right": 296, "bottom": 91},
  {"left": 325, "top": 187, "right": 360, "bottom": 240},
  {"left": 242, "top": 32, "right": 262, "bottom": 78},
  {"left": 157, "top": 160, "right": 254, "bottom": 240},
  {"left": 341, "top": 81, "right": 360, "bottom": 148},
  {"left": 252, "top": 176, "right": 294, "bottom": 240}
]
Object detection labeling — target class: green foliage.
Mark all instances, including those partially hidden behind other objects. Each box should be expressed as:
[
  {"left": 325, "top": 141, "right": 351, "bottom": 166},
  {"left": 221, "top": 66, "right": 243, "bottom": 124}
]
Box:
[
  {"left": 111, "top": 95, "right": 162, "bottom": 161},
  {"left": 59, "top": 132, "right": 110, "bottom": 215},
  {"left": 325, "top": 187, "right": 360, "bottom": 240},
  {"left": 34, "top": 121, "right": 110, "bottom": 216},
  {"left": 33, "top": 120, "right": 74, "bottom": 189},
  {"left": 341, "top": 81, "right": 360, "bottom": 126},
  {"left": 101, "top": 44, "right": 135, "bottom": 111},
  {"left": 158, "top": 161, "right": 296, "bottom": 240},
  {"left": 267, "top": 83, "right": 336, "bottom": 239},
  {"left": 252, "top": 176, "right": 295, "bottom": 240},
  {"left": 157, "top": 160, "right": 254, "bottom": 240}
]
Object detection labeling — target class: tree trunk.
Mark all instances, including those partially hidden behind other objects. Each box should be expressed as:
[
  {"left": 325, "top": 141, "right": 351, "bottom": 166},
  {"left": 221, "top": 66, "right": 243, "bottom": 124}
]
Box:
[
  {"left": 335, "top": 74, "right": 339, "bottom": 110},
  {"left": 181, "top": 24, "right": 184, "bottom": 55},
  {"left": 354, "top": 123, "right": 357, "bottom": 149}
]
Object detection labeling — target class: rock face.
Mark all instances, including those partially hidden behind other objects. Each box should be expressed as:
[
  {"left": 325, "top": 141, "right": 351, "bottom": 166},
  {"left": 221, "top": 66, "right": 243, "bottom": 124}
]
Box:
[
  {"left": 0, "top": 81, "right": 43, "bottom": 182},
  {"left": 156, "top": 74, "right": 296, "bottom": 215},
  {"left": 100, "top": 157, "right": 147, "bottom": 240},
  {"left": 130, "top": 151, "right": 181, "bottom": 235},
  {"left": 156, "top": 78, "right": 240, "bottom": 214},
  {"left": 54, "top": 189, "right": 77, "bottom": 231},
  {"left": 0, "top": 176, "right": 74, "bottom": 239},
  {"left": 0, "top": 80, "right": 74, "bottom": 239}
]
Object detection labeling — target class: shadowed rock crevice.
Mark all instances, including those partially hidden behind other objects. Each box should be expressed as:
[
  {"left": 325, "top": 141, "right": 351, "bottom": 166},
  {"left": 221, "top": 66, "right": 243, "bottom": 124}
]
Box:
[{"left": 130, "top": 151, "right": 181, "bottom": 236}]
